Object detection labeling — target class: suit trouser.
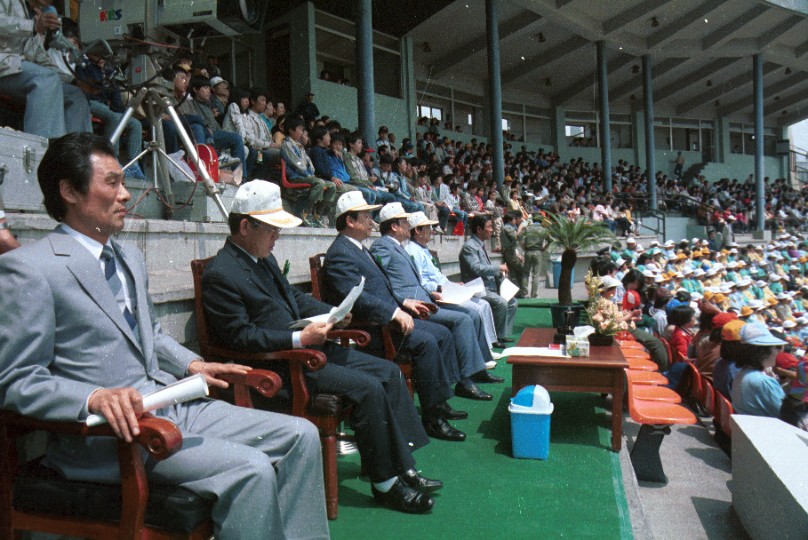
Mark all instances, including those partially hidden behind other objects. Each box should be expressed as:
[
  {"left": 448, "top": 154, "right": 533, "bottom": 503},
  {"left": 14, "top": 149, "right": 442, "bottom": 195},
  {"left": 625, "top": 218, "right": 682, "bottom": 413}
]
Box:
[
  {"left": 462, "top": 297, "right": 498, "bottom": 346},
  {"left": 482, "top": 291, "right": 518, "bottom": 339},
  {"left": 151, "top": 399, "right": 328, "bottom": 540},
  {"left": 307, "top": 343, "right": 429, "bottom": 482},
  {"left": 393, "top": 318, "right": 458, "bottom": 410},
  {"left": 504, "top": 252, "right": 527, "bottom": 297},
  {"left": 428, "top": 305, "right": 488, "bottom": 378},
  {"left": 440, "top": 302, "right": 494, "bottom": 360}
]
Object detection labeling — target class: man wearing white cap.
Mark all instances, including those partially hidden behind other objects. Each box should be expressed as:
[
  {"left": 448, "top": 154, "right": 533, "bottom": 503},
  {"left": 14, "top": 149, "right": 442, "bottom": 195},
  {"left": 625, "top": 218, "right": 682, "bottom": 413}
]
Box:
[
  {"left": 371, "top": 204, "right": 503, "bottom": 401},
  {"left": 202, "top": 182, "right": 440, "bottom": 513},
  {"left": 322, "top": 192, "right": 468, "bottom": 442},
  {"left": 405, "top": 211, "right": 499, "bottom": 350}
]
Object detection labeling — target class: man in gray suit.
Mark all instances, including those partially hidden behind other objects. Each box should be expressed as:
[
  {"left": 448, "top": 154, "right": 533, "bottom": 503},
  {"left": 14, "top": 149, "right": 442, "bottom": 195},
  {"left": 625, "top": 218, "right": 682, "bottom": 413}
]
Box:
[
  {"left": 0, "top": 133, "right": 328, "bottom": 539},
  {"left": 370, "top": 203, "right": 503, "bottom": 400},
  {"left": 460, "top": 214, "right": 518, "bottom": 343}
]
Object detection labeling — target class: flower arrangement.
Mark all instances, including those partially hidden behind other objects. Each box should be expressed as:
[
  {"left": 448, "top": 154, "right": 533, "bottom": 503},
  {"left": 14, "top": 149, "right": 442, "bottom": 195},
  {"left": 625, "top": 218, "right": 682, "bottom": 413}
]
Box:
[{"left": 584, "top": 269, "right": 628, "bottom": 337}]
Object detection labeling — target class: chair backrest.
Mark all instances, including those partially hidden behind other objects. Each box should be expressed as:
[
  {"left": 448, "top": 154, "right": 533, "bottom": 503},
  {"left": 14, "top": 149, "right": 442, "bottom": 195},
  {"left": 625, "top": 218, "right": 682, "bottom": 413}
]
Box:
[
  {"left": 280, "top": 159, "right": 312, "bottom": 189},
  {"left": 191, "top": 257, "right": 215, "bottom": 358},
  {"left": 658, "top": 335, "right": 675, "bottom": 367},
  {"left": 714, "top": 389, "right": 734, "bottom": 437},
  {"left": 309, "top": 253, "right": 326, "bottom": 301},
  {"left": 700, "top": 376, "right": 715, "bottom": 416}
]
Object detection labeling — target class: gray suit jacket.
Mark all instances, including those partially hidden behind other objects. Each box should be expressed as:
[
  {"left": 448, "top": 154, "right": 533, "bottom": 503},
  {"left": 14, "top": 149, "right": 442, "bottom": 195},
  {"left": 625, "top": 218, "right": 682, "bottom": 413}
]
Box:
[
  {"left": 0, "top": 230, "right": 198, "bottom": 481},
  {"left": 459, "top": 234, "right": 502, "bottom": 293},
  {"left": 369, "top": 235, "right": 432, "bottom": 304}
]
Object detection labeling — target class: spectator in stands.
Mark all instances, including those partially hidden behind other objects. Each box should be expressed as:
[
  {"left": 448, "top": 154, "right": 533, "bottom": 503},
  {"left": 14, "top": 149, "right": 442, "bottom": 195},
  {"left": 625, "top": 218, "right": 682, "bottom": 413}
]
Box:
[
  {"left": 221, "top": 86, "right": 250, "bottom": 143},
  {"left": 375, "top": 125, "right": 389, "bottom": 149},
  {"left": 377, "top": 155, "right": 423, "bottom": 213},
  {"left": 0, "top": 1, "right": 91, "bottom": 138},
  {"left": 501, "top": 211, "right": 526, "bottom": 297},
  {"left": 242, "top": 87, "right": 279, "bottom": 178},
  {"left": 279, "top": 115, "right": 335, "bottom": 227},
  {"left": 343, "top": 131, "right": 395, "bottom": 207},
  {"left": 295, "top": 92, "right": 319, "bottom": 126},
  {"left": 208, "top": 76, "right": 229, "bottom": 123},
  {"left": 178, "top": 76, "right": 247, "bottom": 174},
  {"left": 460, "top": 215, "right": 518, "bottom": 343},
  {"left": 308, "top": 126, "right": 358, "bottom": 223},
  {"left": 75, "top": 53, "right": 145, "bottom": 179},
  {"left": 731, "top": 323, "right": 787, "bottom": 418},
  {"left": 430, "top": 173, "right": 452, "bottom": 232}
]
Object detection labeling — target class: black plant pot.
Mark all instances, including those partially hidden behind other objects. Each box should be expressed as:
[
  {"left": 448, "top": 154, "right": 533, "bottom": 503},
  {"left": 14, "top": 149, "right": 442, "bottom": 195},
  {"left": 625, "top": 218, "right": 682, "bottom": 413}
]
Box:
[
  {"left": 588, "top": 333, "right": 615, "bottom": 346},
  {"left": 549, "top": 303, "right": 584, "bottom": 329}
]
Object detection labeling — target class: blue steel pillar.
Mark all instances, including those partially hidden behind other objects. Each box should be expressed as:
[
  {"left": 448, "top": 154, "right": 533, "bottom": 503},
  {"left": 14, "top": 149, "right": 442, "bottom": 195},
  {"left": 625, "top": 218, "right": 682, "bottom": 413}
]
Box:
[
  {"left": 597, "top": 41, "right": 612, "bottom": 193},
  {"left": 356, "top": 0, "right": 375, "bottom": 150},
  {"left": 753, "top": 54, "right": 765, "bottom": 232},
  {"left": 643, "top": 54, "right": 657, "bottom": 210},
  {"left": 486, "top": 0, "right": 505, "bottom": 189}
]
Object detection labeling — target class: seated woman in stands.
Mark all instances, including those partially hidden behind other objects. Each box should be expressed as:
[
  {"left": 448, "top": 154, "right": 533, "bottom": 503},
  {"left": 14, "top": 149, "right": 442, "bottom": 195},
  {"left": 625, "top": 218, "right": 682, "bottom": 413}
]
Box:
[{"left": 730, "top": 323, "right": 787, "bottom": 418}]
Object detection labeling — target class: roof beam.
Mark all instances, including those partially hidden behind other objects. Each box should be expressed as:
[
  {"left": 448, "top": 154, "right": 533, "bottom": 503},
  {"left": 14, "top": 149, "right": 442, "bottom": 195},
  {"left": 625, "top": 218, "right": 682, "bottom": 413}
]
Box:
[
  {"left": 794, "top": 38, "right": 808, "bottom": 58},
  {"left": 702, "top": 5, "right": 769, "bottom": 50},
  {"left": 675, "top": 63, "right": 779, "bottom": 115},
  {"left": 603, "top": 0, "right": 674, "bottom": 35},
  {"left": 609, "top": 57, "right": 688, "bottom": 102},
  {"left": 501, "top": 35, "right": 589, "bottom": 85},
  {"left": 764, "top": 91, "right": 808, "bottom": 117},
  {"left": 776, "top": 107, "right": 808, "bottom": 127},
  {"left": 554, "top": 53, "right": 634, "bottom": 106},
  {"left": 757, "top": 17, "right": 803, "bottom": 50},
  {"left": 430, "top": 11, "right": 543, "bottom": 77},
  {"left": 654, "top": 58, "right": 738, "bottom": 102},
  {"left": 556, "top": 0, "right": 577, "bottom": 8},
  {"left": 647, "top": 0, "right": 729, "bottom": 49},
  {"left": 720, "top": 71, "right": 808, "bottom": 116}
]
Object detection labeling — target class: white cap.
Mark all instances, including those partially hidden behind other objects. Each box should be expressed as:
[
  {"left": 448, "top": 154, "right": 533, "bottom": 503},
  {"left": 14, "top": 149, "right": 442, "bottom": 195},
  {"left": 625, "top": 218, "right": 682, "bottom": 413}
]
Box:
[
  {"left": 691, "top": 237, "right": 699, "bottom": 244},
  {"left": 209, "top": 76, "right": 226, "bottom": 87},
  {"left": 755, "top": 280, "right": 767, "bottom": 287},
  {"left": 626, "top": 237, "right": 636, "bottom": 244},
  {"left": 777, "top": 293, "right": 789, "bottom": 300},
  {"left": 336, "top": 191, "right": 382, "bottom": 218},
  {"left": 407, "top": 211, "right": 438, "bottom": 228},
  {"left": 784, "top": 320, "right": 797, "bottom": 329},
  {"left": 230, "top": 180, "right": 302, "bottom": 228},
  {"left": 599, "top": 276, "right": 621, "bottom": 290},
  {"left": 378, "top": 202, "right": 412, "bottom": 223},
  {"left": 614, "top": 257, "right": 626, "bottom": 268},
  {"left": 664, "top": 240, "right": 675, "bottom": 247},
  {"left": 649, "top": 240, "right": 659, "bottom": 247},
  {"left": 642, "top": 270, "right": 655, "bottom": 278}
]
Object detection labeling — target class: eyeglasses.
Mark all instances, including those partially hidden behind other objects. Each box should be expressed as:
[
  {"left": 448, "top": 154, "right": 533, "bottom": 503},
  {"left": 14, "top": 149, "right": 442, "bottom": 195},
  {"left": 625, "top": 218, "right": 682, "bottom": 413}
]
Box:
[{"left": 252, "top": 220, "right": 281, "bottom": 236}]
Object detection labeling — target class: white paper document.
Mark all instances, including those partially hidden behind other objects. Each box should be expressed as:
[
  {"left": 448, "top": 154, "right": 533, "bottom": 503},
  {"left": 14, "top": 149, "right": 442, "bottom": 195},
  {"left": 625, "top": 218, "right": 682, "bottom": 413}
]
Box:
[
  {"left": 499, "top": 277, "right": 520, "bottom": 301},
  {"left": 290, "top": 276, "right": 365, "bottom": 329},
  {"left": 86, "top": 373, "right": 210, "bottom": 427},
  {"left": 499, "top": 346, "right": 571, "bottom": 358},
  {"left": 437, "top": 281, "right": 477, "bottom": 305},
  {"left": 464, "top": 277, "right": 486, "bottom": 298}
]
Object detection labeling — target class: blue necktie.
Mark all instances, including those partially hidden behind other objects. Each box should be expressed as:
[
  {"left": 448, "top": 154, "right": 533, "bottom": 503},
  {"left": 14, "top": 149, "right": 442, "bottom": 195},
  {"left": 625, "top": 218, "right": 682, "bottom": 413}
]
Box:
[{"left": 101, "top": 245, "right": 137, "bottom": 331}]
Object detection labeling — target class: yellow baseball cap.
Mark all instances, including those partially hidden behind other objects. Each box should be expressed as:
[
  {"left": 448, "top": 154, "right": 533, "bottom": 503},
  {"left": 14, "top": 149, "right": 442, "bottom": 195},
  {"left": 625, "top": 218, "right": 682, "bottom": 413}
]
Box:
[{"left": 721, "top": 320, "right": 746, "bottom": 341}]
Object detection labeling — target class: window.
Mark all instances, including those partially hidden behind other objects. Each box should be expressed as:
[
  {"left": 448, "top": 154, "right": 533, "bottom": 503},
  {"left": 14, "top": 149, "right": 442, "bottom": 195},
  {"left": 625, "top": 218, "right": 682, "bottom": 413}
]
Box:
[
  {"left": 419, "top": 105, "right": 442, "bottom": 121},
  {"left": 467, "top": 113, "right": 472, "bottom": 125},
  {"left": 502, "top": 118, "right": 510, "bottom": 132}
]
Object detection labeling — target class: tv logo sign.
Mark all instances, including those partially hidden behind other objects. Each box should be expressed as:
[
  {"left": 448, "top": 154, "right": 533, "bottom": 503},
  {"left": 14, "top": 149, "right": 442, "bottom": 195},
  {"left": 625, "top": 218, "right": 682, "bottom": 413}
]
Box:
[{"left": 99, "top": 9, "right": 122, "bottom": 22}]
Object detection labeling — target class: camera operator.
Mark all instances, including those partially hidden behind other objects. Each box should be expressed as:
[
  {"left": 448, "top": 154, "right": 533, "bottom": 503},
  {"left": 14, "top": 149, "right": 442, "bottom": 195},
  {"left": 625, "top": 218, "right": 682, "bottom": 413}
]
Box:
[{"left": 0, "top": 0, "right": 91, "bottom": 138}]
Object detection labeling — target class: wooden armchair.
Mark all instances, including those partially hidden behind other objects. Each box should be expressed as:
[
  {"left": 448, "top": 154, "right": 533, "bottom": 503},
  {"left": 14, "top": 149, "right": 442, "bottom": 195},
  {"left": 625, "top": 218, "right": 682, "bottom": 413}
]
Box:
[
  {"left": 0, "top": 370, "right": 282, "bottom": 540},
  {"left": 191, "top": 257, "right": 370, "bottom": 520},
  {"left": 309, "top": 253, "right": 415, "bottom": 394}
]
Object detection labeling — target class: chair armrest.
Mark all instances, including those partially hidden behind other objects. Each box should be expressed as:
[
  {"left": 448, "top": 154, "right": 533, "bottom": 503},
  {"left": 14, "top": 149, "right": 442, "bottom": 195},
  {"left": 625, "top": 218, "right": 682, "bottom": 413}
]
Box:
[
  {"left": 217, "top": 369, "right": 283, "bottom": 409},
  {"left": 327, "top": 329, "right": 371, "bottom": 348},
  {"left": 201, "top": 345, "right": 327, "bottom": 372},
  {"left": 0, "top": 411, "right": 182, "bottom": 461}
]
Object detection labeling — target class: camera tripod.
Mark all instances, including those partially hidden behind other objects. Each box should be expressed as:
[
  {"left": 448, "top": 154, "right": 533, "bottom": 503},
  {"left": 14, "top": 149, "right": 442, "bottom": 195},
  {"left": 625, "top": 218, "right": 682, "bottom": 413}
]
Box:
[{"left": 110, "top": 84, "right": 228, "bottom": 220}]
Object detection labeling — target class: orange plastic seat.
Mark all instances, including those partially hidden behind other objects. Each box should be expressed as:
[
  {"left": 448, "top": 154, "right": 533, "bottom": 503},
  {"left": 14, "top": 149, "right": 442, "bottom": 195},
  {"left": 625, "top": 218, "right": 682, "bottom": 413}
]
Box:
[
  {"left": 627, "top": 370, "right": 668, "bottom": 385},
  {"left": 617, "top": 341, "right": 645, "bottom": 350},
  {"left": 714, "top": 390, "right": 734, "bottom": 437},
  {"left": 626, "top": 356, "right": 659, "bottom": 372},
  {"left": 630, "top": 384, "right": 682, "bottom": 403}
]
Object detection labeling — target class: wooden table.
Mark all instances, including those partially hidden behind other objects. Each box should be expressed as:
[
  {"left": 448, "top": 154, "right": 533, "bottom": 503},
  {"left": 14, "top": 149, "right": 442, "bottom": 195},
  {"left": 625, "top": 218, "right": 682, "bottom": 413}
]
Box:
[{"left": 507, "top": 328, "right": 628, "bottom": 451}]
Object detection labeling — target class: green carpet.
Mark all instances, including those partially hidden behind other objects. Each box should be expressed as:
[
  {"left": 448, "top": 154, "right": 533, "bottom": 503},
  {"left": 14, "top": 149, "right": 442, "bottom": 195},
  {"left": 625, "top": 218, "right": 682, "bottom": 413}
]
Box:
[{"left": 328, "top": 305, "right": 632, "bottom": 539}]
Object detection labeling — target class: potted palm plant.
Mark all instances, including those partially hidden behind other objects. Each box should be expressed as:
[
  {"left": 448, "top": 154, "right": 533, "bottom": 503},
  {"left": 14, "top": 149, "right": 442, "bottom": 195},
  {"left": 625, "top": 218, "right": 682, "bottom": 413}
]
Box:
[{"left": 536, "top": 213, "right": 616, "bottom": 328}]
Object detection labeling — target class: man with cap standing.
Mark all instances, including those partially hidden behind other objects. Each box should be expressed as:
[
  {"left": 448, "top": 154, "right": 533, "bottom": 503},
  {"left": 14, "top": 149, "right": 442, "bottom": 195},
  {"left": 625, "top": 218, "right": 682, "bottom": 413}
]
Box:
[
  {"left": 202, "top": 181, "right": 440, "bottom": 514},
  {"left": 371, "top": 204, "right": 503, "bottom": 401},
  {"left": 322, "top": 192, "right": 468, "bottom": 442},
  {"left": 296, "top": 91, "right": 320, "bottom": 125}
]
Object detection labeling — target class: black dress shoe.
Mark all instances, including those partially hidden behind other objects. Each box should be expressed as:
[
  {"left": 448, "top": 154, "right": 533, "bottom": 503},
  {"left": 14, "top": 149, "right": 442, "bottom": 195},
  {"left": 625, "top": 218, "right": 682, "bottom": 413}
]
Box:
[
  {"left": 432, "top": 401, "right": 468, "bottom": 420},
  {"left": 499, "top": 337, "right": 515, "bottom": 343},
  {"left": 372, "top": 478, "right": 434, "bottom": 514},
  {"left": 492, "top": 341, "right": 507, "bottom": 349},
  {"left": 471, "top": 370, "right": 505, "bottom": 384},
  {"left": 401, "top": 469, "right": 444, "bottom": 492},
  {"left": 454, "top": 380, "right": 493, "bottom": 401},
  {"left": 422, "top": 415, "right": 466, "bottom": 441}
]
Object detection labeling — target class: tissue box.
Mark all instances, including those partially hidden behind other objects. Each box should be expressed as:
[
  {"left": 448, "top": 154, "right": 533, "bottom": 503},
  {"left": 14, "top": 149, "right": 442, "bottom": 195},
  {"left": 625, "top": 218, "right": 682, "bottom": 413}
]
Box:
[{"left": 565, "top": 336, "right": 590, "bottom": 357}]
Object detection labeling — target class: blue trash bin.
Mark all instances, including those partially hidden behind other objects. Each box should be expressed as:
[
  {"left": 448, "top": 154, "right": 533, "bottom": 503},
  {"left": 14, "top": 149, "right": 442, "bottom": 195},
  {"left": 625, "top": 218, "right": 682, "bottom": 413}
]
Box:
[
  {"left": 509, "top": 385, "right": 554, "bottom": 460},
  {"left": 551, "top": 259, "right": 574, "bottom": 289}
]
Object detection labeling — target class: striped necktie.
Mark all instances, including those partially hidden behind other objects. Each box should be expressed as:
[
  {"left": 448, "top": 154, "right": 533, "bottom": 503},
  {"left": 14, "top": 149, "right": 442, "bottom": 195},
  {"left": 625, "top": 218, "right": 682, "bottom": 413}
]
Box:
[{"left": 101, "top": 245, "right": 137, "bottom": 331}]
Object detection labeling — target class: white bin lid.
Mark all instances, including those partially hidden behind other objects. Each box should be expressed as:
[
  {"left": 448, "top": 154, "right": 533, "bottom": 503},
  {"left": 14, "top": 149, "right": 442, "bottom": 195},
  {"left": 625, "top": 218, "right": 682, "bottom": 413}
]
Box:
[{"left": 509, "top": 385, "right": 553, "bottom": 415}]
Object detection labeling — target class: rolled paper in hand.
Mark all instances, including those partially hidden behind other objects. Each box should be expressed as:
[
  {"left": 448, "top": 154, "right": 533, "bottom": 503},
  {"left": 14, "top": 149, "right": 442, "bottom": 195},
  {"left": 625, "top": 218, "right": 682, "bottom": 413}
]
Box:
[{"left": 86, "top": 373, "right": 209, "bottom": 426}]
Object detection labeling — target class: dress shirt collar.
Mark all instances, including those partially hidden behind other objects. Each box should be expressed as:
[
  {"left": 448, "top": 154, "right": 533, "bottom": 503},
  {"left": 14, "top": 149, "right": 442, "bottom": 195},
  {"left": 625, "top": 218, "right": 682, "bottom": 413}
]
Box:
[
  {"left": 59, "top": 223, "right": 109, "bottom": 261},
  {"left": 229, "top": 238, "right": 259, "bottom": 263},
  {"left": 343, "top": 234, "right": 366, "bottom": 251}
]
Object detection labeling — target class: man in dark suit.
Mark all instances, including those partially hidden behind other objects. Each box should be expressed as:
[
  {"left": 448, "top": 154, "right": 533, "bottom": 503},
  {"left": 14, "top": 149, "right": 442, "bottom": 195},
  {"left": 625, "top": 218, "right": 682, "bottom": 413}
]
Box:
[
  {"left": 0, "top": 134, "right": 328, "bottom": 539},
  {"left": 322, "top": 191, "right": 468, "bottom": 442},
  {"left": 202, "top": 181, "right": 439, "bottom": 514},
  {"left": 460, "top": 214, "right": 518, "bottom": 342},
  {"left": 370, "top": 202, "right": 503, "bottom": 400}
]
